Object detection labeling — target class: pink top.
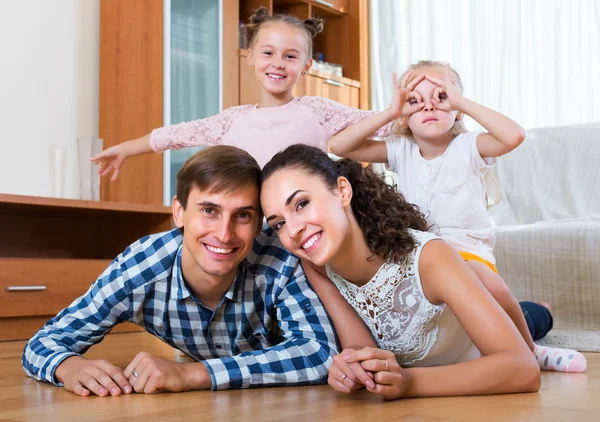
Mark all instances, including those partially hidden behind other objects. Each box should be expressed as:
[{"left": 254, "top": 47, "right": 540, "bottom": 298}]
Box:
[{"left": 150, "top": 96, "right": 391, "bottom": 167}]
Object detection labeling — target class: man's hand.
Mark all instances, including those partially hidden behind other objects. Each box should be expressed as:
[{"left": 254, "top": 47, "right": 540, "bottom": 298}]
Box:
[
  {"left": 55, "top": 356, "right": 133, "bottom": 397},
  {"left": 124, "top": 352, "right": 212, "bottom": 394}
]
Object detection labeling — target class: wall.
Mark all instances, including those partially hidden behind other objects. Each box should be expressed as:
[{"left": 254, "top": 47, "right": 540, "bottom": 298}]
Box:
[{"left": 0, "top": 0, "right": 100, "bottom": 199}]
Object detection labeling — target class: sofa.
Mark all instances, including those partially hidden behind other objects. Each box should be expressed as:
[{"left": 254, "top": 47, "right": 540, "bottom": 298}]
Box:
[{"left": 491, "top": 122, "right": 600, "bottom": 334}]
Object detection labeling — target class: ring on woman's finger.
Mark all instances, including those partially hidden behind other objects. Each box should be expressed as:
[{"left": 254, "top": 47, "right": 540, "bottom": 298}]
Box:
[
  {"left": 132, "top": 369, "right": 139, "bottom": 378},
  {"left": 341, "top": 374, "right": 347, "bottom": 382},
  {"left": 381, "top": 360, "right": 388, "bottom": 371}
]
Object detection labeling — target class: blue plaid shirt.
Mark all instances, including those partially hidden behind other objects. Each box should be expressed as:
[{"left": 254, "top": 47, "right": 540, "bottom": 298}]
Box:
[{"left": 22, "top": 225, "right": 338, "bottom": 390}]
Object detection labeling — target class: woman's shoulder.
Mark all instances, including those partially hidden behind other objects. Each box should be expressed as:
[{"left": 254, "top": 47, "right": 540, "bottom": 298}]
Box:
[{"left": 408, "top": 228, "right": 440, "bottom": 245}]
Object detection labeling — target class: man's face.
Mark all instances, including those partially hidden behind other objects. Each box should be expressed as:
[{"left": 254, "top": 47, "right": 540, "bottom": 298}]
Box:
[{"left": 173, "top": 185, "right": 260, "bottom": 287}]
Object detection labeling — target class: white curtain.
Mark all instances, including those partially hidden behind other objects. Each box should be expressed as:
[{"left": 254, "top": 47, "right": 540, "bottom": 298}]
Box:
[{"left": 370, "top": 0, "right": 600, "bottom": 130}]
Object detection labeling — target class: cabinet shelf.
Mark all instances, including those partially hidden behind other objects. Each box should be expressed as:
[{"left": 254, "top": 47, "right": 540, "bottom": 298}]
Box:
[{"left": 0, "top": 194, "right": 166, "bottom": 340}]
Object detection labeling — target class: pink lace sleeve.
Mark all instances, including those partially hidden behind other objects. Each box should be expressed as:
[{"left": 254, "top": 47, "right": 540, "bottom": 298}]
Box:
[
  {"left": 299, "top": 96, "right": 393, "bottom": 139},
  {"left": 149, "top": 105, "right": 254, "bottom": 152}
]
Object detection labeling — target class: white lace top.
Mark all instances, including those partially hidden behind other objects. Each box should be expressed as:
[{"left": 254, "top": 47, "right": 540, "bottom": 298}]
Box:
[
  {"left": 149, "top": 96, "right": 391, "bottom": 168},
  {"left": 326, "top": 230, "right": 480, "bottom": 367}
]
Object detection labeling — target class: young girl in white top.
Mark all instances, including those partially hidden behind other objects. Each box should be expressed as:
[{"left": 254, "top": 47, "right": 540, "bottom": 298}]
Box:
[
  {"left": 260, "top": 144, "right": 543, "bottom": 399},
  {"left": 92, "top": 7, "right": 389, "bottom": 176},
  {"left": 327, "top": 60, "right": 586, "bottom": 373}
]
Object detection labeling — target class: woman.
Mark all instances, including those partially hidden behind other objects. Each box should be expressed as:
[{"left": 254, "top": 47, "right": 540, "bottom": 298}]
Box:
[{"left": 260, "top": 144, "right": 542, "bottom": 400}]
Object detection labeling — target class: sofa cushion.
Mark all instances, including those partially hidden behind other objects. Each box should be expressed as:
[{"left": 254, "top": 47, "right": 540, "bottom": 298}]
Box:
[{"left": 492, "top": 122, "right": 600, "bottom": 225}]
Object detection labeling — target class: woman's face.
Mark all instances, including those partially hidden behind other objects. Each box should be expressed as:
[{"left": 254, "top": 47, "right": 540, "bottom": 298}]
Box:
[{"left": 260, "top": 167, "right": 351, "bottom": 267}]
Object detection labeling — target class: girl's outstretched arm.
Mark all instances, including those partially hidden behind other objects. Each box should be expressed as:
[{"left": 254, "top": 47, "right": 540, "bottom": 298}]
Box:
[
  {"left": 92, "top": 106, "right": 247, "bottom": 181},
  {"left": 329, "top": 71, "right": 425, "bottom": 163},
  {"left": 344, "top": 240, "right": 540, "bottom": 399},
  {"left": 91, "top": 134, "right": 153, "bottom": 181}
]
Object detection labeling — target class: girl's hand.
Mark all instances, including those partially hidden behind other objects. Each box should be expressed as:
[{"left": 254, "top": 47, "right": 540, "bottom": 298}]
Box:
[
  {"left": 345, "top": 346, "right": 408, "bottom": 400},
  {"left": 328, "top": 348, "right": 375, "bottom": 393},
  {"left": 91, "top": 144, "right": 128, "bottom": 181},
  {"left": 425, "top": 64, "right": 464, "bottom": 112},
  {"left": 389, "top": 70, "right": 426, "bottom": 119}
]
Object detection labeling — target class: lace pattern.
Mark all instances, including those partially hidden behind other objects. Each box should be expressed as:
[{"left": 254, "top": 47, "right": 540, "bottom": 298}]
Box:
[
  {"left": 150, "top": 105, "right": 255, "bottom": 152},
  {"left": 299, "top": 96, "right": 392, "bottom": 139},
  {"left": 326, "top": 230, "right": 444, "bottom": 365}
]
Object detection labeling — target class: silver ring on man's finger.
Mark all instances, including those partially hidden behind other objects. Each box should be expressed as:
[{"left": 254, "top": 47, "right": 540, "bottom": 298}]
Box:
[
  {"left": 382, "top": 360, "right": 388, "bottom": 371},
  {"left": 341, "top": 374, "right": 347, "bottom": 382},
  {"left": 132, "top": 369, "right": 139, "bottom": 378}
]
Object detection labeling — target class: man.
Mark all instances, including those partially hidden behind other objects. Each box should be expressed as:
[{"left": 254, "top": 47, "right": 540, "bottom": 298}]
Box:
[{"left": 22, "top": 146, "right": 338, "bottom": 396}]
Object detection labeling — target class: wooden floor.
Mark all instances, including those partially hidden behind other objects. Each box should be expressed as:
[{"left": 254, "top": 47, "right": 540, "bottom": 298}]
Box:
[{"left": 1, "top": 333, "right": 599, "bottom": 422}]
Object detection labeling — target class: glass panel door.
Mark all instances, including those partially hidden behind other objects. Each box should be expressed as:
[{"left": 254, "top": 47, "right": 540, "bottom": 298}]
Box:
[{"left": 164, "top": 0, "right": 221, "bottom": 204}]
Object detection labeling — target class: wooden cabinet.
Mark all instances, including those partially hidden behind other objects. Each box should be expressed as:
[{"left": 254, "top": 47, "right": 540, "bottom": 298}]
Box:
[
  {"left": 304, "top": 73, "right": 360, "bottom": 108},
  {"left": 99, "top": 0, "right": 240, "bottom": 206},
  {"left": 0, "top": 194, "right": 173, "bottom": 341},
  {"left": 309, "top": 0, "right": 348, "bottom": 14}
]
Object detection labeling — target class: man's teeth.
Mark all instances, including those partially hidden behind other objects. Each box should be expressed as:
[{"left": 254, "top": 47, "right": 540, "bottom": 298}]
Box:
[
  {"left": 206, "top": 245, "right": 234, "bottom": 254},
  {"left": 302, "top": 233, "right": 321, "bottom": 250},
  {"left": 268, "top": 74, "right": 284, "bottom": 79}
]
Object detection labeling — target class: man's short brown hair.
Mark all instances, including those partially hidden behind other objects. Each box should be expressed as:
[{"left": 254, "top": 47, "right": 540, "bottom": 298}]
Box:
[{"left": 176, "top": 146, "right": 261, "bottom": 210}]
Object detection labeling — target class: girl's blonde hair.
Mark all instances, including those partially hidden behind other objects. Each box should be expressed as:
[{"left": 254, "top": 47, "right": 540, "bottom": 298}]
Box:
[
  {"left": 392, "top": 60, "right": 467, "bottom": 138},
  {"left": 247, "top": 7, "right": 324, "bottom": 59}
]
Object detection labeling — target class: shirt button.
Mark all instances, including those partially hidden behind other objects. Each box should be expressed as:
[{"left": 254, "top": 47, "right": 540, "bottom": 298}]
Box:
[{"left": 215, "top": 344, "right": 223, "bottom": 349}]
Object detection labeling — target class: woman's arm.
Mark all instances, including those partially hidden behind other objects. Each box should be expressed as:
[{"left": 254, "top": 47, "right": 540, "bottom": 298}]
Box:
[
  {"left": 406, "top": 240, "right": 539, "bottom": 396},
  {"left": 346, "top": 240, "right": 540, "bottom": 399},
  {"left": 302, "top": 261, "right": 378, "bottom": 392},
  {"left": 302, "top": 261, "right": 376, "bottom": 350}
]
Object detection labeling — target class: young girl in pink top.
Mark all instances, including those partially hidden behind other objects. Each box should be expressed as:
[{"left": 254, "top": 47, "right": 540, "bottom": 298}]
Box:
[
  {"left": 92, "top": 7, "right": 389, "bottom": 176},
  {"left": 327, "top": 60, "right": 586, "bottom": 373}
]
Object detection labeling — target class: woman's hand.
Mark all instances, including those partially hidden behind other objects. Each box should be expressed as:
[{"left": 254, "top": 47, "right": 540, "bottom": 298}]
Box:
[
  {"left": 389, "top": 69, "right": 426, "bottom": 119},
  {"left": 345, "top": 347, "right": 409, "bottom": 400},
  {"left": 328, "top": 348, "right": 375, "bottom": 393},
  {"left": 424, "top": 64, "right": 464, "bottom": 112}
]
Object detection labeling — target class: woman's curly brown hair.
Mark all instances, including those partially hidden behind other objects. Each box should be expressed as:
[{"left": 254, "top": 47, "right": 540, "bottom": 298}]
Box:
[{"left": 262, "top": 144, "right": 430, "bottom": 263}]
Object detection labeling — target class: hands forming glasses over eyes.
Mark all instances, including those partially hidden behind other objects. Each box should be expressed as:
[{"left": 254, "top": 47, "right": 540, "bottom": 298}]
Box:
[{"left": 389, "top": 64, "right": 462, "bottom": 120}]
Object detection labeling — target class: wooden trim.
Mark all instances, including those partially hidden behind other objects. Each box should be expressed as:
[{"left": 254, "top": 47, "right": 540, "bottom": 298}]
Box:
[
  {"left": 223, "top": 0, "right": 240, "bottom": 108},
  {"left": 0, "top": 317, "right": 142, "bottom": 342},
  {"left": 0, "top": 193, "right": 172, "bottom": 215},
  {"left": 99, "top": 0, "right": 164, "bottom": 205},
  {"left": 358, "top": 0, "right": 370, "bottom": 109}
]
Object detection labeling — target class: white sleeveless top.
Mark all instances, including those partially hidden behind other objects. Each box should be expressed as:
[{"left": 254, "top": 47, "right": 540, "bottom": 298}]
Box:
[{"left": 326, "top": 230, "right": 481, "bottom": 367}]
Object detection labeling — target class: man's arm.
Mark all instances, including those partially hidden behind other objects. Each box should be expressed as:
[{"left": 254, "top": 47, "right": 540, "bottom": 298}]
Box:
[
  {"left": 22, "top": 257, "right": 133, "bottom": 393},
  {"left": 200, "top": 265, "right": 339, "bottom": 390}
]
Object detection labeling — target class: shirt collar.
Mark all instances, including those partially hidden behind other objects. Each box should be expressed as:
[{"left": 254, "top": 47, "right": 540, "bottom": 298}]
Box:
[{"left": 171, "top": 245, "right": 247, "bottom": 304}]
